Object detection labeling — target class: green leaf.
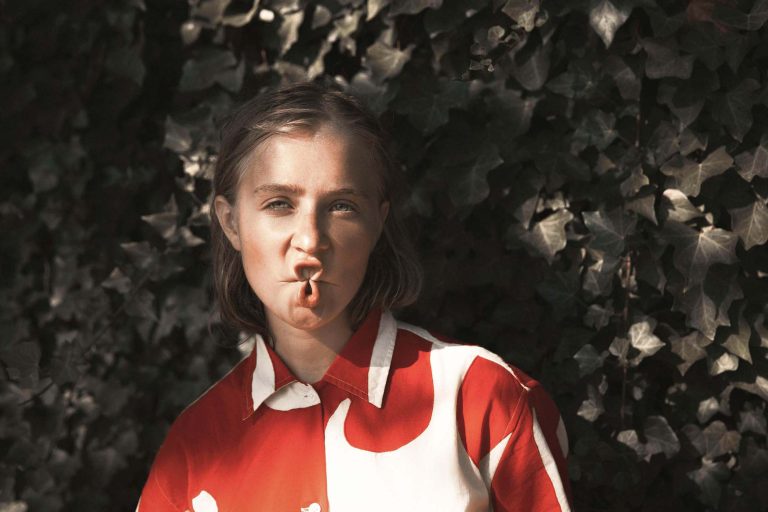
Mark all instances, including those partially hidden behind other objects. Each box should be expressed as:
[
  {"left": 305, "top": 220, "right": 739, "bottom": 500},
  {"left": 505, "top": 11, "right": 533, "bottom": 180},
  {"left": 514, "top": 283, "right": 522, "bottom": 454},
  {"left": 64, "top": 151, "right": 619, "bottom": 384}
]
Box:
[
  {"left": 660, "top": 189, "right": 703, "bottom": 224},
  {"left": 738, "top": 408, "right": 767, "bottom": 435},
  {"left": 537, "top": 267, "right": 580, "bottom": 318},
  {"left": 512, "top": 43, "right": 550, "bottom": 91},
  {"left": 628, "top": 318, "right": 665, "bottom": 365},
  {"left": 712, "top": 79, "right": 759, "bottom": 142},
  {"left": 364, "top": 41, "right": 413, "bottom": 82},
  {"left": 642, "top": 37, "right": 694, "bottom": 80},
  {"left": 670, "top": 330, "right": 712, "bottom": 375},
  {"left": 709, "top": 351, "right": 738, "bottom": 375},
  {"left": 577, "top": 384, "right": 604, "bottom": 422},
  {"left": 101, "top": 267, "right": 132, "bottom": 294},
  {"left": 684, "top": 421, "right": 741, "bottom": 459},
  {"left": 729, "top": 198, "right": 768, "bottom": 250},
  {"left": 390, "top": 0, "right": 442, "bottom": 16},
  {"left": 663, "top": 222, "right": 738, "bottom": 284},
  {"left": 179, "top": 49, "right": 240, "bottom": 92},
  {"left": 589, "top": 0, "right": 631, "bottom": 48},
  {"left": 519, "top": 209, "right": 574, "bottom": 263},
  {"left": 735, "top": 134, "right": 768, "bottom": 181},
  {"left": 0, "top": 341, "right": 41, "bottom": 388},
  {"left": 583, "top": 209, "right": 636, "bottom": 256},
  {"left": 571, "top": 110, "right": 616, "bottom": 153},
  {"left": 687, "top": 458, "right": 729, "bottom": 507},
  {"left": 660, "top": 146, "right": 733, "bottom": 198},
  {"left": 604, "top": 55, "right": 640, "bottom": 100},
  {"left": 502, "top": 0, "right": 540, "bottom": 32},
  {"left": 712, "top": 0, "right": 768, "bottom": 31},
  {"left": 573, "top": 344, "right": 604, "bottom": 377},
  {"left": 448, "top": 142, "right": 503, "bottom": 207},
  {"left": 618, "top": 415, "right": 680, "bottom": 461},
  {"left": 722, "top": 311, "right": 752, "bottom": 363},
  {"left": 397, "top": 79, "right": 469, "bottom": 132}
]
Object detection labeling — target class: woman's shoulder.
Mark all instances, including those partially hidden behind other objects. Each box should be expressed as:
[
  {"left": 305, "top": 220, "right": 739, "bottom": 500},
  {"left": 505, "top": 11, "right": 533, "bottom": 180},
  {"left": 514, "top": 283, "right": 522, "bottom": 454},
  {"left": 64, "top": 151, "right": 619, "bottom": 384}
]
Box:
[{"left": 392, "top": 317, "right": 542, "bottom": 396}]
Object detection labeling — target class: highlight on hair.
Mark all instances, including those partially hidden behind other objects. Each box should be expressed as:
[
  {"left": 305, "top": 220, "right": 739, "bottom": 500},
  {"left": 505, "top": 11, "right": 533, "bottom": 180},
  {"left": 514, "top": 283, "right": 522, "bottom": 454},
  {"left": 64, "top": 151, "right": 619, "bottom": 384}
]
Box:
[{"left": 210, "top": 82, "right": 423, "bottom": 337}]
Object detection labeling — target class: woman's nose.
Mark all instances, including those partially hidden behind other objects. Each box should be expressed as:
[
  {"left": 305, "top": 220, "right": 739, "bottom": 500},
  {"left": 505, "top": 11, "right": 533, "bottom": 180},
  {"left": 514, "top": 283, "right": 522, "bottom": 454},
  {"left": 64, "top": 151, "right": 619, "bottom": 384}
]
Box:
[{"left": 291, "top": 210, "right": 329, "bottom": 254}]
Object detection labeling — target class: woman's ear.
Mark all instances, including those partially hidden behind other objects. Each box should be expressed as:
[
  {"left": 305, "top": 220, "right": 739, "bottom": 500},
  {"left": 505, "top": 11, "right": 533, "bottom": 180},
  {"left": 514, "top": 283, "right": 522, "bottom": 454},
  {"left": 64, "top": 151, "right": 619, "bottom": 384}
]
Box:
[
  {"left": 379, "top": 201, "right": 390, "bottom": 232},
  {"left": 214, "top": 195, "right": 242, "bottom": 251}
]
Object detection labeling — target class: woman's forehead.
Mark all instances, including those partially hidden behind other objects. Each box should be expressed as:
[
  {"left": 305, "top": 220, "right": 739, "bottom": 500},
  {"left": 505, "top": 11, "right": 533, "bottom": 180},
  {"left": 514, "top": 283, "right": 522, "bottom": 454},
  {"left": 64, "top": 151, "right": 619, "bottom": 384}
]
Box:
[{"left": 238, "top": 124, "right": 385, "bottom": 195}]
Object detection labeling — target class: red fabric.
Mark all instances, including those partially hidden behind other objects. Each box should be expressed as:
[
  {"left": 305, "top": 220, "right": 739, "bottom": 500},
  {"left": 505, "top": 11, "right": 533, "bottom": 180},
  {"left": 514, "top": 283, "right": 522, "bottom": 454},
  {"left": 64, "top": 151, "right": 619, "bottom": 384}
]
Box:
[{"left": 137, "top": 309, "right": 572, "bottom": 511}]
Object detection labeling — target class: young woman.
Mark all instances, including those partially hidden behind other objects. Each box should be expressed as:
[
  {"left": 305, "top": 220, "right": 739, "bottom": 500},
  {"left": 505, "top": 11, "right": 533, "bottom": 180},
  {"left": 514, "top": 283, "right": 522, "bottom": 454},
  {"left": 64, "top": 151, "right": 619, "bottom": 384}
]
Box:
[{"left": 137, "top": 83, "right": 572, "bottom": 512}]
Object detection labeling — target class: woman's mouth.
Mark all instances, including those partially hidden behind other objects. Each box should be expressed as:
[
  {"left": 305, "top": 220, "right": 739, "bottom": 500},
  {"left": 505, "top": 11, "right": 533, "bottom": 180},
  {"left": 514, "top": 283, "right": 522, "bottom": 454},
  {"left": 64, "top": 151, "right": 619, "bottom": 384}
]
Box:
[{"left": 296, "top": 278, "right": 320, "bottom": 308}]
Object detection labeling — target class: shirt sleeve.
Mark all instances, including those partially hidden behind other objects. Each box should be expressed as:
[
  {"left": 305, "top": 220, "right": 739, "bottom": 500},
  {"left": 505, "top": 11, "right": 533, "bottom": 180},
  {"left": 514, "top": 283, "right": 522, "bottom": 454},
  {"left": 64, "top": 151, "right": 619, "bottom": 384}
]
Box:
[
  {"left": 488, "top": 384, "right": 572, "bottom": 511},
  {"left": 457, "top": 355, "right": 572, "bottom": 511},
  {"left": 136, "top": 426, "right": 190, "bottom": 512}
]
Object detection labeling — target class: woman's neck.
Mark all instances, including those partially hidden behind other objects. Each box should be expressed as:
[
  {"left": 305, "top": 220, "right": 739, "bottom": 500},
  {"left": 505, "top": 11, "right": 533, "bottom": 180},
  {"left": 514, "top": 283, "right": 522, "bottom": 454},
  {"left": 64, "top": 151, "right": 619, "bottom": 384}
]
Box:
[{"left": 267, "top": 313, "right": 354, "bottom": 384}]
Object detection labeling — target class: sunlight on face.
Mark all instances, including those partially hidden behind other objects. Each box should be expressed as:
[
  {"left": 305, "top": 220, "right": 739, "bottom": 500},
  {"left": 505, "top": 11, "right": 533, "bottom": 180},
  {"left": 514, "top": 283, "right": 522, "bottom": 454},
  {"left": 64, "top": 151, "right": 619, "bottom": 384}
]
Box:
[{"left": 217, "top": 124, "right": 389, "bottom": 335}]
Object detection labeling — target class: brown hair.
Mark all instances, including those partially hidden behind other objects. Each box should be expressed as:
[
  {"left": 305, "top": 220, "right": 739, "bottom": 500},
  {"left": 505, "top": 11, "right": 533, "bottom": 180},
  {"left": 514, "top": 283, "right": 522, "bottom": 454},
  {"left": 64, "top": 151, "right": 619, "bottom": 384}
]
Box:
[{"left": 210, "top": 82, "right": 422, "bottom": 336}]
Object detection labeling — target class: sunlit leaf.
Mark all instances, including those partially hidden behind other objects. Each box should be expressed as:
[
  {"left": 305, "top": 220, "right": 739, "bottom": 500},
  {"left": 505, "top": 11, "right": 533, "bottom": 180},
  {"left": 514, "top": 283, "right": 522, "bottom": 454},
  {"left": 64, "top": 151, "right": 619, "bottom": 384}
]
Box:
[
  {"left": 364, "top": 41, "right": 413, "bottom": 82},
  {"left": 660, "top": 189, "right": 703, "bottom": 224},
  {"left": 627, "top": 318, "right": 665, "bottom": 365},
  {"left": 729, "top": 198, "right": 768, "bottom": 250},
  {"left": 670, "top": 330, "right": 712, "bottom": 375},
  {"left": 390, "top": 0, "right": 442, "bottom": 16},
  {"left": 501, "top": 0, "right": 540, "bottom": 31},
  {"left": 589, "top": 0, "right": 631, "bottom": 48},
  {"left": 660, "top": 146, "right": 733, "bottom": 198},
  {"left": 577, "top": 384, "right": 604, "bottom": 422},
  {"left": 519, "top": 209, "right": 574, "bottom": 263},
  {"left": 709, "top": 352, "right": 738, "bottom": 376},
  {"left": 712, "top": 79, "right": 759, "bottom": 142},
  {"left": 662, "top": 222, "right": 738, "bottom": 284}
]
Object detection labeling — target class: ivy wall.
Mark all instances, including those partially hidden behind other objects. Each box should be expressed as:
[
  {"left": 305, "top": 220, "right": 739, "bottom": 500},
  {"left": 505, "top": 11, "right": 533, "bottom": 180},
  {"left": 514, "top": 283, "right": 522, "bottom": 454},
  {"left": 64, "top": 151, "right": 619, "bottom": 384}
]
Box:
[{"left": 2, "top": 0, "right": 768, "bottom": 510}]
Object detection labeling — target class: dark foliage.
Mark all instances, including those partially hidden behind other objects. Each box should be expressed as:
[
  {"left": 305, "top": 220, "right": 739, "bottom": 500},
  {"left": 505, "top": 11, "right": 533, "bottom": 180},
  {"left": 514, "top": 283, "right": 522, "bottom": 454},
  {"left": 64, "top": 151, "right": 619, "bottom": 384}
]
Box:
[{"left": 2, "top": 0, "right": 768, "bottom": 510}]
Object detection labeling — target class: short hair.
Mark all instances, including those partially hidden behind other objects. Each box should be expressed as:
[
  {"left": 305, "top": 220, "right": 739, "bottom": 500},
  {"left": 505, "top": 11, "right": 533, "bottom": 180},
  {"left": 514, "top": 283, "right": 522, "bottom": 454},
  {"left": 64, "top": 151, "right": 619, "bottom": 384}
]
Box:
[{"left": 210, "top": 82, "right": 423, "bottom": 337}]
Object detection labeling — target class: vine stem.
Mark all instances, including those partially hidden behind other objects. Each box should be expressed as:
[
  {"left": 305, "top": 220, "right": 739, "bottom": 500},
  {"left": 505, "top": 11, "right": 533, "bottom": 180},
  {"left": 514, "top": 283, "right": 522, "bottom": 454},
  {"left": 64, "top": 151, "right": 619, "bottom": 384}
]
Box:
[{"left": 619, "top": 250, "right": 633, "bottom": 429}]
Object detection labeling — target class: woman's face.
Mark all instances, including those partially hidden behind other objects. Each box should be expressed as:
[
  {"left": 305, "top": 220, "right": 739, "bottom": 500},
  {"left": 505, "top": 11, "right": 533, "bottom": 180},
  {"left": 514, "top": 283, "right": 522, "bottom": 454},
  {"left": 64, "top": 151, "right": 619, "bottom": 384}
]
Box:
[{"left": 215, "top": 124, "right": 389, "bottom": 334}]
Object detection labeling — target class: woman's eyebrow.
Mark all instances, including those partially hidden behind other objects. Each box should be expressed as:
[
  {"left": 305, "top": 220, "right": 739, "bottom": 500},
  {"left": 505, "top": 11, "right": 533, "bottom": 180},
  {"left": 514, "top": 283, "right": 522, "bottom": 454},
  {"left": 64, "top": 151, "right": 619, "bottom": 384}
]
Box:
[{"left": 252, "top": 184, "right": 369, "bottom": 197}]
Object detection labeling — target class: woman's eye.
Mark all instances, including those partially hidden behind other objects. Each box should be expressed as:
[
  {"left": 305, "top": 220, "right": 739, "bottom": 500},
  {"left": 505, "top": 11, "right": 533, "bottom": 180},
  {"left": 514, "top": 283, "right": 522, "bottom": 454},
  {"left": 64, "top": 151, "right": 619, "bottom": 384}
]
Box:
[
  {"left": 265, "top": 200, "right": 291, "bottom": 210},
  {"left": 330, "top": 202, "right": 356, "bottom": 212}
]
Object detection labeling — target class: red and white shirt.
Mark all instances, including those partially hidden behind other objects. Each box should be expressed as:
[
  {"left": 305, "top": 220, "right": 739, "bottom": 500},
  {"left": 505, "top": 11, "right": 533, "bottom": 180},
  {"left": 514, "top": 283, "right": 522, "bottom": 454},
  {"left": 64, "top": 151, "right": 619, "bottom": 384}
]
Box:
[{"left": 137, "top": 308, "right": 572, "bottom": 511}]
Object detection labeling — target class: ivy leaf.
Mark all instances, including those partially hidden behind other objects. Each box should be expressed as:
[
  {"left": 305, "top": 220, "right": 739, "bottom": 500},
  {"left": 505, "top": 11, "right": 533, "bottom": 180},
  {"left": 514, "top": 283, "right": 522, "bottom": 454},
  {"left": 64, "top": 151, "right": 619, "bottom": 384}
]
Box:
[
  {"left": 687, "top": 459, "right": 729, "bottom": 507},
  {"left": 589, "top": 0, "right": 631, "bottom": 48},
  {"left": 662, "top": 222, "right": 738, "bottom": 284},
  {"left": 0, "top": 341, "right": 41, "bottom": 388},
  {"left": 573, "top": 344, "right": 604, "bottom": 377},
  {"left": 537, "top": 267, "right": 580, "bottom": 318},
  {"left": 179, "top": 49, "right": 242, "bottom": 92},
  {"left": 101, "top": 267, "right": 132, "bottom": 294},
  {"left": 660, "top": 189, "right": 703, "bottom": 224},
  {"left": 364, "top": 41, "right": 413, "bottom": 83},
  {"left": 628, "top": 318, "right": 665, "bottom": 365},
  {"left": 709, "top": 351, "right": 738, "bottom": 376},
  {"left": 618, "top": 416, "right": 680, "bottom": 461},
  {"left": 734, "top": 133, "right": 768, "bottom": 181},
  {"left": 647, "top": 7, "right": 685, "bottom": 37},
  {"left": 670, "top": 330, "right": 712, "bottom": 375},
  {"left": 390, "top": 0, "right": 442, "bottom": 16},
  {"left": 604, "top": 55, "right": 640, "bottom": 100},
  {"left": 644, "top": 416, "right": 681, "bottom": 459},
  {"left": 660, "top": 146, "right": 733, "bottom": 198},
  {"left": 577, "top": 384, "right": 604, "bottom": 422},
  {"left": 583, "top": 209, "right": 636, "bottom": 256},
  {"left": 397, "top": 79, "right": 469, "bottom": 132},
  {"left": 501, "top": 0, "right": 540, "bottom": 32},
  {"left": 738, "top": 408, "right": 767, "bottom": 436},
  {"left": 712, "top": 0, "right": 768, "bottom": 31},
  {"left": 571, "top": 110, "right": 616, "bottom": 153},
  {"left": 712, "top": 79, "right": 759, "bottom": 142},
  {"left": 673, "top": 274, "right": 740, "bottom": 340},
  {"left": 685, "top": 421, "right": 742, "bottom": 459},
  {"left": 609, "top": 336, "right": 630, "bottom": 365},
  {"left": 729, "top": 198, "right": 768, "bottom": 250},
  {"left": 584, "top": 302, "right": 613, "bottom": 330},
  {"left": 583, "top": 253, "right": 620, "bottom": 298},
  {"left": 697, "top": 397, "right": 720, "bottom": 424},
  {"left": 642, "top": 37, "right": 694, "bottom": 80},
  {"left": 448, "top": 142, "right": 502, "bottom": 207},
  {"left": 519, "top": 209, "right": 574, "bottom": 263},
  {"left": 512, "top": 43, "right": 550, "bottom": 91}
]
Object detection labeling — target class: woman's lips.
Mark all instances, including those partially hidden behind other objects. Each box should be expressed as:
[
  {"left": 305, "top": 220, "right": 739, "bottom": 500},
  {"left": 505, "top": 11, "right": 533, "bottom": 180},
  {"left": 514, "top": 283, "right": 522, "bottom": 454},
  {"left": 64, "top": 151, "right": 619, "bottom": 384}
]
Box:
[{"left": 296, "top": 279, "right": 320, "bottom": 308}]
